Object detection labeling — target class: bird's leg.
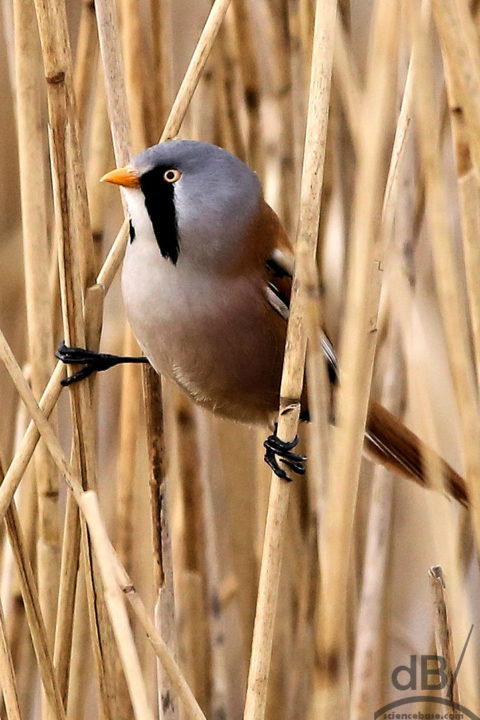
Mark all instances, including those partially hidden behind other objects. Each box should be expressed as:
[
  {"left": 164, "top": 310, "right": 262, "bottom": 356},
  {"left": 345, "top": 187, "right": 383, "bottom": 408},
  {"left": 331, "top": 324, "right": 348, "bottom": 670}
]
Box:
[
  {"left": 56, "top": 340, "right": 150, "bottom": 387},
  {"left": 263, "top": 423, "right": 307, "bottom": 481}
]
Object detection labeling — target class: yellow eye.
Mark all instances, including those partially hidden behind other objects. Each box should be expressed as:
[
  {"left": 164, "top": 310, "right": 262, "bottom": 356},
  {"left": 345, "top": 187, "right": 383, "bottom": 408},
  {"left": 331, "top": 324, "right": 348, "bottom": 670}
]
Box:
[{"left": 163, "top": 168, "right": 181, "bottom": 183}]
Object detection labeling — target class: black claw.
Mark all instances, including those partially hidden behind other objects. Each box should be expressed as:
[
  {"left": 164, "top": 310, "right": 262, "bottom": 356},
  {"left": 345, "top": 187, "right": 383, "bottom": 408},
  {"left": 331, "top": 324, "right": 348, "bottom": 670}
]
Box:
[
  {"left": 60, "top": 365, "right": 97, "bottom": 387},
  {"left": 56, "top": 340, "right": 150, "bottom": 386},
  {"left": 264, "top": 451, "right": 291, "bottom": 481},
  {"left": 263, "top": 425, "right": 307, "bottom": 482}
]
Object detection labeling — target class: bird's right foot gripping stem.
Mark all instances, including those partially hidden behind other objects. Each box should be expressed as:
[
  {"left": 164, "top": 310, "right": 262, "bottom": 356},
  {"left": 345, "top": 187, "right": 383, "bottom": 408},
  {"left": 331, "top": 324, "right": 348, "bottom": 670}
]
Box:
[{"left": 263, "top": 425, "right": 307, "bottom": 481}]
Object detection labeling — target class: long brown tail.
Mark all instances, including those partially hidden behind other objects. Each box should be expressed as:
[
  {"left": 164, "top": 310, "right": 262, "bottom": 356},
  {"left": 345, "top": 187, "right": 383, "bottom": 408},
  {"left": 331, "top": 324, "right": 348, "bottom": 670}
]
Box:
[{"left": 365, "top": 400, "right": 469, "bottom": 507}]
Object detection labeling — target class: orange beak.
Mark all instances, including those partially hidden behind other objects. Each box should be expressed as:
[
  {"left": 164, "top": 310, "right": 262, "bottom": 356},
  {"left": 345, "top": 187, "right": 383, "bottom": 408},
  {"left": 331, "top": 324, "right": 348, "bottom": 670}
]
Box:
[{"left": 100, "top": 165, "right": 140, "bottom": 188}]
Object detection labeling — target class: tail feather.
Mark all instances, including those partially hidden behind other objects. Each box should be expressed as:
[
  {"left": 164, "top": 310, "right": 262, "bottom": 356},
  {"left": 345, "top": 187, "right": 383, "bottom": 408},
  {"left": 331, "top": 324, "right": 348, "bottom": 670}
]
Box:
[{"left": 365, "top": 400, "right": 469, "bottom": 508}]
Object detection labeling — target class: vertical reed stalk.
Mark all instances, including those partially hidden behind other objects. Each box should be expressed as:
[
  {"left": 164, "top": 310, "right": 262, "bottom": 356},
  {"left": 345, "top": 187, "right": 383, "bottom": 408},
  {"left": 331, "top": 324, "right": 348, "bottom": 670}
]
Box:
[
  {"left": 439, "top": 11, "right": 480, "bottom": 400},
  {"left": 349, "top": 330, "right": 400, "bottom": 719},
  {"left": 33, "top": 1, "right": 118, "bottom": 716},
  {"left": 416, "top": 0, "right": 480, "bottom": 555},
  {"left": 314, "top": 2, "right": 398, "bottom": 715},
  {"left": 142, "top": 365, "right": 179, "bottom": 720},
  {"left": 148, "top": 0, "right": 173, "bottom": 137},
  {"left": 429, "top": 566, "right": 459, "bottom": 706},
  {"left": 73, "top": 0, "right": 98, "bottom": 136},
  {"left": 195, "top": 409, "right": 231, "bottom": 720},
  {"left": 13, "top": 0, "right": 60, "bottom": 684},
  {"left": 0, "top": 593, "right": 21, "bottom": 720},
  {"left": 0, "top": 458, "right": 64, "bottom": 720},
  {"left": 244, "top": 1, "right": 337, "bottom": 717},
  {"left": 231, "top": 0, "right": 262, "bottom": 170}
]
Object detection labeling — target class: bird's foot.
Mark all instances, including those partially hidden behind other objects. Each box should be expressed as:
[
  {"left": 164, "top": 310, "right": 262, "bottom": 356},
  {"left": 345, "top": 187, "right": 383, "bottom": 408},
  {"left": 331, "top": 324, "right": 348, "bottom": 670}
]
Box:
[
  {"left": 263, "top": 425, "right": 307, "bottom": 481},
  {"left": 56, "top": 340, "right": 149, "bottom": 386}
]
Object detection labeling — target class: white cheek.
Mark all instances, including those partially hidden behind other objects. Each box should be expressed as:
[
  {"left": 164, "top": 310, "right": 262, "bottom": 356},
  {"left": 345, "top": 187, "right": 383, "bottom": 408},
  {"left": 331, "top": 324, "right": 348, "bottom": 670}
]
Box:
[{"left": 123, "top": 188, "right": 155, "bottom": 241}]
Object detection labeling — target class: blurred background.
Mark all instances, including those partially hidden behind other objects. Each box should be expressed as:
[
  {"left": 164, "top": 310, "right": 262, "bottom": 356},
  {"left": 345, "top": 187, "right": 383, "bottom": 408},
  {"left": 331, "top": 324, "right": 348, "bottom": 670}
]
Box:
[{"left": 0, "top": 0, "right": 479, "bottom": 718}]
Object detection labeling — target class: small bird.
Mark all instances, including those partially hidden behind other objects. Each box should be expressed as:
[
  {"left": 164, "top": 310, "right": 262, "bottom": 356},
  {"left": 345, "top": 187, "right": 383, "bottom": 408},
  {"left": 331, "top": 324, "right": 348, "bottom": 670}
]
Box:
[{"left": 57, "top": 140, "right": 468, "bottom": 505}]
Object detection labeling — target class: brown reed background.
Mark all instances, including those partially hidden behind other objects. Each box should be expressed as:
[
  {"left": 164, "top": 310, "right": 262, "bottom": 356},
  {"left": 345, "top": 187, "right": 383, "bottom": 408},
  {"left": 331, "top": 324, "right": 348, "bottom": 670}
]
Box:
[{"left": 0, "top": 0, "right": 480, "bottom": 718}]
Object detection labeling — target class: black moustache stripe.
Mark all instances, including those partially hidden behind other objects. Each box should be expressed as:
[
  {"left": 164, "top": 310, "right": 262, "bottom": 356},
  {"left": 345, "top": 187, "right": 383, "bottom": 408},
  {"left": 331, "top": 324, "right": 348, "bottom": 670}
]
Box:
[
  {"left": 128, "top": 218, "right": 135, "bottom": 243},
  {"left": 139, "top": 165, "right": 179, "bottom": 264}
]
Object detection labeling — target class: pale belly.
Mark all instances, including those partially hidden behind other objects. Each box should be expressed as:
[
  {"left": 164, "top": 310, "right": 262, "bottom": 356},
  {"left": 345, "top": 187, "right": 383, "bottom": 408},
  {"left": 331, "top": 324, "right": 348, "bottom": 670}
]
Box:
[{"left": 121, "top": 241, "right": 286, "bottom": 424}]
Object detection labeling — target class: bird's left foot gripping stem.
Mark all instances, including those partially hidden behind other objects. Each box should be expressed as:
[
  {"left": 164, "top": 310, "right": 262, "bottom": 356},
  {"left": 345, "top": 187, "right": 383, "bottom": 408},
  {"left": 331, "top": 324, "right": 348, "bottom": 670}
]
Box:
[
  {"left": 263, "top": 425, "right": 307, "bottom": 481},
  {"left": 56, "top": 340, "right": 150, "bottom": 386}
]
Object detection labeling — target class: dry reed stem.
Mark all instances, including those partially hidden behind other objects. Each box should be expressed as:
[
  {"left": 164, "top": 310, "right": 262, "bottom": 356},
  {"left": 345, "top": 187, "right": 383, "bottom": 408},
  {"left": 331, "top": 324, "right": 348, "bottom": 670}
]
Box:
[
  {"left": 0, "top": 593, "right": 21, "bottom": 720},
  {"left": 390, "top": 224, "right": 479, "bottom": 711},
  {"left": 349, "top": 330, "right": 400, "bottom": 720},
  {"left": 73, "top": 0, "right": 98, "bottom": 135},
  {"left": 243, "top": 0, "right": 337, "bottom": 717},
  {"left": 95, "top": 3, "right": 179, "bottom": 716},
  {"left": 0, "top": 265, "right": 140, "bottom": 720},
  {"left": 333, "top": 14, "right": 362, "bottom": 153},
  {"left": 91, "top": 32, "right": 130, "bottom": 618},
  {"left": 215, "top": 23, "right": 247, "bottom": 160},
  {"left": 262, "top": 0, "right": 297, "bottom": 232},
  {"left": 115, "top": 333, "right": 140, "bottom": 571},
  {"left": 314, "top": 2, "right": 398, "bottom": 714},
  {"left": 0, "top": 328, "right": 205, "bottom": 720},
  {"left": 119, "top": 0, "right": 149, "bottom": 151},
  {"left": 33, "top": 0, "right": 118, "bottom": 709},
  {"left": 85, "top": 64, "right": 111, "bottom": 251},
  {"left": 148, "top": 0, "right": 173, "bottom": 135},
  {"left": 1, "top": 392, "right": 37, "bottom": 716},
  {"left": 286, "top": 0, "right": 309, "bottom": 188},
  {"left": 174, "top": 397, "right": 208, "bottom": 708},
  {"left": 429, "top": 566, "right": 459, "bottom": 706},
  {"left": 35, "top": 0, "right": 114, "bottom": 717},
  {"left": 440, "top": 17, "right": 480, "bottom": 403},
  {"left": 114, "top": 0, "right": 147, "bottom": 637},
  {"left": 75, "top": 493, "right": 155, "bottom": 720},
  {"left": 142, "top": 365, "right": 179, "bottom": 720},
  {"left": 52, "top": 283, "right": 105, "bottom": 700},
  {"left": 285, "top": 522, "right": 317, "bottom": 719},
  {"left": 431, "top": 0, "right": 480, "bottom": 180},
  {"left": 0, "top": 2, "right": 15, "bottom": 92},
  {"left": 74, "top": 484, "right": 206, "bottom": 720},
  {"left": 305, "top": 295, "right": 331, "bottom": 530},
  {"left": 231, "top": 0, "right": 262, "bottom": 171},
  {"left": 142, "top": 28, "right": 179, "bottom": 720},
  {"left": 195, "top": 410, "right": 231, "bottom": 720},
  {"left": 94, "top": 0, "right": 132, "bottom": 165},
  {"left": 298, "top": 0, "right": 314, "bottom": 74},
  {"left": 64, "top": 571, "right": 90, "bottom": 720},
  {"left": 0, "top": 458, "right": 65, "bottom": 720},
  {"left": 347, "top": 68, "right": 417, "bottom": 715},
  {"left": 52, "top": 286, "right": 103, "bottom": 705},
  {"left": 118, "top": 564, "right": 207, "bottom": 720},
  {"left": 4, "top": 503, "right": 65, "bottom": 720},
  {"left": 96, "top": 220, "right": 130, "bottom": 292},
  {"left": 161, "top": 0, "right": 232, "bottom": 142},
  {"left": 53, "top": 490, "right": 81, "bottom": 707},
  {"left": 348, "top": 37, "right": 415, "bottom": 715},
  {"left": 13, "top": 0, "right": 60, "bottom": 668},
  {"left": 412, "top": 0, "right": 480, "bottom": 552},
  {"left": 0, "top": 327, "right": 86, "bottom": 512},
  {"left": 124, "top": 1, "right": 176, "bottom": 713},
  {"left": 0, "top": 362, "right": 65, "bottom": 524}
]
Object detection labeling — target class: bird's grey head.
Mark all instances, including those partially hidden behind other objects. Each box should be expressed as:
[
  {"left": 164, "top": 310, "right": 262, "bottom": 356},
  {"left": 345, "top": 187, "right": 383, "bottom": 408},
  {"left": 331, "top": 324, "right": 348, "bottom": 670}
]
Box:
[{"left": 126, "top": 140, "right": 263, "bottom": 269}]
